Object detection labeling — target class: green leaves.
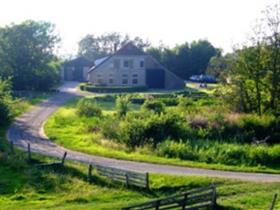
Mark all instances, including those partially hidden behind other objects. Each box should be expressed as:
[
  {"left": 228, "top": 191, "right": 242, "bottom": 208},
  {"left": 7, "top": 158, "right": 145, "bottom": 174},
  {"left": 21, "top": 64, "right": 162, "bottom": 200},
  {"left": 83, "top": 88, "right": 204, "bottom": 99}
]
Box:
[{"left": 0, "top": 20, "right": 60, "bottom": 90}]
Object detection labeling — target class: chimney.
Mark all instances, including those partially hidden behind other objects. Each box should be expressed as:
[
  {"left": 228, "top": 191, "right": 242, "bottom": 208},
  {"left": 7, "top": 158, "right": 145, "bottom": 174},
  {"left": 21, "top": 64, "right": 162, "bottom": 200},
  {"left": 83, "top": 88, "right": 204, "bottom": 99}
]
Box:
[{"left": 114, "top": 43, "right": 118, "bottom": 52}]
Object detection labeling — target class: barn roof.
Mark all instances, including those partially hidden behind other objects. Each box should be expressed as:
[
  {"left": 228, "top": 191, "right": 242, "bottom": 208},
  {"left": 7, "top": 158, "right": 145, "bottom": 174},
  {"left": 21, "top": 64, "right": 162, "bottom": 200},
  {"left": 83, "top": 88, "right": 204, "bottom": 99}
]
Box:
[
  {"left": 88, "top": 42, "right": 146, "bottom": 73},
  {"left": 64, "top": 57, "right": 94, "bottom": 67}
]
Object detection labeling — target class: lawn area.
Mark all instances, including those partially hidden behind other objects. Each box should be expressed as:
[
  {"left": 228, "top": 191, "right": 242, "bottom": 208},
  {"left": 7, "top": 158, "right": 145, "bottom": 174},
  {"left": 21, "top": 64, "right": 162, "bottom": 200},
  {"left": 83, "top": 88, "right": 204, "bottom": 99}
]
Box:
[
  {"left": 45, "top": 96, "right": 280, "bottom": 174},
  {"left": 0, "top": 152, "right": 279, "bottom": 210}
]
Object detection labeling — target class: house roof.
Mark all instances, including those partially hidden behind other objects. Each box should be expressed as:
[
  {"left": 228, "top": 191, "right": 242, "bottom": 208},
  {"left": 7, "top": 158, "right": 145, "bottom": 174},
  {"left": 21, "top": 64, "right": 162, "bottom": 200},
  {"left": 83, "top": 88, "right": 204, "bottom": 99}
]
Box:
[
  {"left": 115, "top": 42, "right": 146, "bottom": 56},
  {"left": 64, "top": 57, "right": 94, "bottom": 67},
  {"left": 88, "top": 42, "right": 146, "bottom": 73}
]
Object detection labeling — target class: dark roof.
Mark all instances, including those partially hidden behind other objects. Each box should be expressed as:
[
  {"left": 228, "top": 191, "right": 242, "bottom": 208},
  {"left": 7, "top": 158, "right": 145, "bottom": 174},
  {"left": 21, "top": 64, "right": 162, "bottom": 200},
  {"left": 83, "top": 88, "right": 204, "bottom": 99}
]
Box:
[
  {"left": 115, "top": 42, "right": 146, "bottom": 56},
  {"left": 64, "top": 57, "right": 94, "bottom": 67}
]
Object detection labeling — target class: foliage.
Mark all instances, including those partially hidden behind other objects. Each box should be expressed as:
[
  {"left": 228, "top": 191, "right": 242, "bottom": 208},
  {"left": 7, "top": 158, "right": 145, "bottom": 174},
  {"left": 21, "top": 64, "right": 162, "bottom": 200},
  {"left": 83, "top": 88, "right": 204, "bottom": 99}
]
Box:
[
  {"left": 76, "top": 98, "right": 102, "bottom": 118},
  {"left": 120, "top": 112, "right": 187, "bottom": 148},
  {"left": 80, "top": 83, "right": 148, "bottom": 93},
  {"left": 157, "top": 139, "right": 280, "bottom": 167},
  {"left": 116, "top": 95, "right": 131, "bottom": 118},
  {"left": 141, "top": 100, "right": 165, "bottom": 114},
  {"left": 78, "top": 32, "right": 150, "bottom": 61},
  {"left": 0, "top": 20, "right": 60, "bottom": 91},
  {"left": 0, "top": 78, "right": 12, "bottom": 124},
  {"left": 147, "top": 40, "right": 219, "bottom": 79},
  {"left": 210, "top": 3, "right": 280, "bottom": 116}
]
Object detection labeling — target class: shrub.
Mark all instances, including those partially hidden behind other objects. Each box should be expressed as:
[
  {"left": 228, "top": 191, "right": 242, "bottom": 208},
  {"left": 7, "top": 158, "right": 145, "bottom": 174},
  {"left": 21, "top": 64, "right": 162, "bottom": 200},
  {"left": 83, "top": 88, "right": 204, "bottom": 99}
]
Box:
[
  {"left": 76, "top": 98, "right": 102, "bottom": 118},
  {"left": 81, "top": 84, "right": 148, "bottom": 93},
  {"left": 157, "top": 140, "right": 197, "bottom": 160},
  {"left": 100, "top": 116, "right": 120, "bottom": 140},
  {"left": 0, "top": 78, "right": 12, "bottom": 124},
  {"left": 142, "top": 100, "right": 165, "bottom": 114},
  {"left": 119, "top": 117, "right": 147, "bottom": 148},
  {"left": 116, "top": 95, "right": 131, "bottom": 118},
  {"left": 119, "top": 112, "right": 187, "bottom": 148}
]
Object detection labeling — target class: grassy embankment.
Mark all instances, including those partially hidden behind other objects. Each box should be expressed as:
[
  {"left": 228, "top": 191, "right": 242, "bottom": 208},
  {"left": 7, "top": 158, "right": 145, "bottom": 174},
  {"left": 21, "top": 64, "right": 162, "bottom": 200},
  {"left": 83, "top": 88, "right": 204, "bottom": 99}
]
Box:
[
  {"left": 0, "top": 152, "right": 279, "bottom": 210},
  {"left": 0, "top": 91, "right": 279, "bottom": 210},
  {"left": 45, "top": 97, "right": 280, "bottom": 174}
]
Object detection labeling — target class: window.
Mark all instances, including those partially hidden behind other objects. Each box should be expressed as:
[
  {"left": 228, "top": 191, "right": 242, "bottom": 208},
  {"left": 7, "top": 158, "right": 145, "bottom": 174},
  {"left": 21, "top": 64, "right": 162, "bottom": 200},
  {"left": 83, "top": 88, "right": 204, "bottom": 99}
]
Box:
[
  {"left": 123, "top": 60, "right": 129, "bottom": 68},
  {"left": 132, "top": 74, "right": 138, "bottom": 77},
  {"left": 109, "top": 79, "right": 114, "bottom": 84},
  {"left": 140, "top": 60, "right": 144, "bottom": 68},
  {"left": 113, "top": 59, "right": 120, "bottom": 69},
  {"left": 122, "top": 74, "right": 128, "bottom": 77},
  {"left": 97, "top": 79, "right": 103, "bottom": 84},
  {"left": 97, "top": 74, "right": 102, "bottom": 77},
  {"left": 132, "top": 78, "right": 138, "bottom": 84},
  {"left": 122, "top": 79, "right": 128, "bottom": 84}
]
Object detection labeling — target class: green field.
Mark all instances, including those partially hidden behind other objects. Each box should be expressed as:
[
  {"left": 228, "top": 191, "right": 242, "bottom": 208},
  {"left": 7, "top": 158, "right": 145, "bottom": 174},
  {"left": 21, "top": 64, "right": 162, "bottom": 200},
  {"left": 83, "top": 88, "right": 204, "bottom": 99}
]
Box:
[
  {"left": 0, "top": 152, "right": 279, "bottom": 210},
  {"left": 45, "top": 95, "right": 280, "bottom": 174}
]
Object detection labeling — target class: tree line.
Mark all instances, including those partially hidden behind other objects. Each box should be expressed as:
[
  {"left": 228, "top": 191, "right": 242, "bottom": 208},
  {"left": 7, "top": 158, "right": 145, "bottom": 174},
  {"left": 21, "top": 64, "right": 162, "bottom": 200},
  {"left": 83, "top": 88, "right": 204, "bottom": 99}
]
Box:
[{"left": 78, "top": 33, "right": 219, "bottom": 80}]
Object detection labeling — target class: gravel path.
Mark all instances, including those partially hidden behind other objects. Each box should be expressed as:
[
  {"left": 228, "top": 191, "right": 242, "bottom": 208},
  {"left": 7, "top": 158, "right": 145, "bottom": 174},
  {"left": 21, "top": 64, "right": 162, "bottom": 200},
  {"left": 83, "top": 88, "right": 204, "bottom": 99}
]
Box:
[{"left": 6, "top": 82, "right": 280, "bottom": 182}]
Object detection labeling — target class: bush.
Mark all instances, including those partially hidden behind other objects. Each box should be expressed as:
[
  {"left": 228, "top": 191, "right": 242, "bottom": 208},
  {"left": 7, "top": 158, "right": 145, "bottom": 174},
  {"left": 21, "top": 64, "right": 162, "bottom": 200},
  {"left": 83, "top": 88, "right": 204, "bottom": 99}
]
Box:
[
  {"left": 157, "top": 140, "right": 197, "bottom": 160},
  {"left": 119, "top": 117, "right": 147, "bottom": 148},
  {"left": 76, "top": 98, "right": 102, "bottom": 118},
  {"left": 116, "top": 95, "right": 131, "bottom": 118},
  {"left": 100, "top": 116, "right": 120, "bottom": 140},
  {"left": 0, "top": 78, "right": 12, "bottom": 124},
  {"left": 80, "top": 84, "right": 148, "bottom": 93},
  {"left": 142, "top": 100, "right": 165, "bottom": 114},
  {"left": 119, "top": 112, "right": 187, "bottom": 148}
]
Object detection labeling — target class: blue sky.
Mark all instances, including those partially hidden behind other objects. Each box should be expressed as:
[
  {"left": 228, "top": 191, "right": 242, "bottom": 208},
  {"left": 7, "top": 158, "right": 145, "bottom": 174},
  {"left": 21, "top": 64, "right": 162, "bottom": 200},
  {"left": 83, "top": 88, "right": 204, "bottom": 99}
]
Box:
[{"left": 1, "top": 0, "right": 278, "bottom": 56}]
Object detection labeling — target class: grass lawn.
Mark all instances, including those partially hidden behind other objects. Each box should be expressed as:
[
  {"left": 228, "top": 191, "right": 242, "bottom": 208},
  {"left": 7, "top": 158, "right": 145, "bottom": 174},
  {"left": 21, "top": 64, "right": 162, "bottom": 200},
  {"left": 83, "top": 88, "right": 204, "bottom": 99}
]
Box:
[
  {"left": 45, "top": 98, "right": 280, "bottom": 174},
  {"left": 1, "top": 92, "right": 279, "bottom": 210},
  {"left": 0, "top": 152, "right": 279, "bottom": 210}
]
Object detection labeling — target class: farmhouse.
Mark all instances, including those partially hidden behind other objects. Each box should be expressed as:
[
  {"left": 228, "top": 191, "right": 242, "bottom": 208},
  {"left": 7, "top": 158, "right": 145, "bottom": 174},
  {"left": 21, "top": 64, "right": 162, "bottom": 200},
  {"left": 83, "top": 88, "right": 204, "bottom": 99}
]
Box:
[
  {"left": 61, "top": 57, "right": 94, "bottom": 82},
  {"left": 88, "top": 43, "right": 185, "bottom": 89}
]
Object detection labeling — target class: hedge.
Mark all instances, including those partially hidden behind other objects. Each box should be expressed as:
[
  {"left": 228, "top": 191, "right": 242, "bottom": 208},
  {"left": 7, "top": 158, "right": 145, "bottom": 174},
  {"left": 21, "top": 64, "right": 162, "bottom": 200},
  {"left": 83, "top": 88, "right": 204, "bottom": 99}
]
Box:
[{"left": 80, "top": 84, "right": 148, "bottom": 93}]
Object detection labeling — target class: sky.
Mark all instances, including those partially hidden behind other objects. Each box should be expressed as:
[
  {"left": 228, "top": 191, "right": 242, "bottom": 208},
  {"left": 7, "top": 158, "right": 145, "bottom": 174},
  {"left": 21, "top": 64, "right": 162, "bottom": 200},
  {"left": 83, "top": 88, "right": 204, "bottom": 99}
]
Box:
[{"left": 0, "top": 0, "right": 278, "bottom": 56}]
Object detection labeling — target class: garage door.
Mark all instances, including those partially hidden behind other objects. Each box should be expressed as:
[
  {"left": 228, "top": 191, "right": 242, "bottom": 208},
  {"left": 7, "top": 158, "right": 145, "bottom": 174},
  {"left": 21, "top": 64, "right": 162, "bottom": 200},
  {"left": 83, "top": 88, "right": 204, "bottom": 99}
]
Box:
[{"left": 146, "top": 68, "right": 165, "bottom": 89}]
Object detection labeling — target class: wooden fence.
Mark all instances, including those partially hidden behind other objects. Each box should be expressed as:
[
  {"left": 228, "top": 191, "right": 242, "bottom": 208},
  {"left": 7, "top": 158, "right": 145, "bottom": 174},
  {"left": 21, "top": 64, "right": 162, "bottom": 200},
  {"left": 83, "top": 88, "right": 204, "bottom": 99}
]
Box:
[
  {"left": 88, "top": 164, "right": 149, "bottom": 189},
  {"left": 122, "top": 184, "right": 217, "bottom": 210}
]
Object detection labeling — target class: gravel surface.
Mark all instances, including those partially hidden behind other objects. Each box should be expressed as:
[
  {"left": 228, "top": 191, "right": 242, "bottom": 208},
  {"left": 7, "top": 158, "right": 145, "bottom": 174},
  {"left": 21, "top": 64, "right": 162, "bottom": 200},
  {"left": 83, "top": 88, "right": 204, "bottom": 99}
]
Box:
[{"left": 6, "top": 82, "right": 280, "bottom": 182}]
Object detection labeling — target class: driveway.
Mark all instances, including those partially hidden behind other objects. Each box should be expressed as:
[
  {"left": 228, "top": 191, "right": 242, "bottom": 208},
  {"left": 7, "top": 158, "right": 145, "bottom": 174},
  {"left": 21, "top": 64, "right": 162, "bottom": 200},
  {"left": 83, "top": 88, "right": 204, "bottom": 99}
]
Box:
[{"left": 6, "top": 82, "right": 280, "bottom": 182}]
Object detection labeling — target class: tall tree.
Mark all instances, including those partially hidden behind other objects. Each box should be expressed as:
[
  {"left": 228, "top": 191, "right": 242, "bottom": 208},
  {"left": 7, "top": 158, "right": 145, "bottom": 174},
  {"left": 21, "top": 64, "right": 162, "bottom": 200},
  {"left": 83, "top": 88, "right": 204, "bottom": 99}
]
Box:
[
  {"left": 263, "top": 3, "right": 280, "bottom": 111},
  {"left": 0, "top": 20, "right": 60, "bottom": 90}
]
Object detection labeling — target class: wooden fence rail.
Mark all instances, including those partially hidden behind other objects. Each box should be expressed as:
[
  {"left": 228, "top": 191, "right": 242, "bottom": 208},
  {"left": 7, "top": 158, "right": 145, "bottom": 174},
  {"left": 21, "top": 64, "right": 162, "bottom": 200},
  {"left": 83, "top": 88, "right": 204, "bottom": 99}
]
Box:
[
  {"left": 122, "top": 184, "right": 217, "bottom": 210},
  {"left": 88, "top": 164, "right": 149, "bottom": 189}
]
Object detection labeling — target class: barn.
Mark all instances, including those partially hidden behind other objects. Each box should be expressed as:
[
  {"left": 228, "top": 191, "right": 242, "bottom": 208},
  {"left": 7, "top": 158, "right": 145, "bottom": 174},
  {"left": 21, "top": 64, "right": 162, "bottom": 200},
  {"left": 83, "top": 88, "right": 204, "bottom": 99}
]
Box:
[
  {"left": 61, "top": 57, "right": 94, "bottom": 82},
  {"left": 87, "top": 43, "right": 185, "bottom": 89}
]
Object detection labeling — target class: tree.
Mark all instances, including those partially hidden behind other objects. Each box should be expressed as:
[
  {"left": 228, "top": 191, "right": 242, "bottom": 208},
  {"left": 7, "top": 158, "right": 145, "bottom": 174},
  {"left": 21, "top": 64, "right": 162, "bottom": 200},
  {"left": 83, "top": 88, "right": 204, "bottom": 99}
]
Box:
[
  {"left": 0, "top": 78, "right": 12, "bottom": 125},
  {"left": 262, "top": 3, "right": 280, "bottom": 111},
  {"left": 0, "top": 20, "right": 60, "bottom": 90},
  {"left": 147, "top": 40, "right": 218, "bottom": 79},
  {"left": 78, "top": 32, "right": 150, "bottom": 61}
]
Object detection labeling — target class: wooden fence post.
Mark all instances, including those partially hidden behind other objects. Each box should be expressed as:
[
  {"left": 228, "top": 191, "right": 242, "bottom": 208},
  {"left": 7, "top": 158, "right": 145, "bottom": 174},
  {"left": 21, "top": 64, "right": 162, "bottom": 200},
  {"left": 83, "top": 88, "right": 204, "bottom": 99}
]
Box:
[
  {"left": 182, "top": 193, "right": 188, "bottom": 210},
  {"left": 269, "top": 193, "right": 278, "bottom": 210},
  {"left": 125, "top": 173, "right": 129, "bottom": 187},
  {"left": 27, "top": 143, "right": 31, "bottom": 161},
  {"left": 10, "top": 141, "right": 14, "bottom": 154},
  {"left": 61, "top": 152, "right": 67, "bottom": 165},
  {"left": 211, "top": 183, "right": 217, "bottom": 210},
  {"left": 145, "top": 172, "right": 149, "bottom": 190},
  {"left": 88, "top": 164, "right": 92, "bottom": 182}
]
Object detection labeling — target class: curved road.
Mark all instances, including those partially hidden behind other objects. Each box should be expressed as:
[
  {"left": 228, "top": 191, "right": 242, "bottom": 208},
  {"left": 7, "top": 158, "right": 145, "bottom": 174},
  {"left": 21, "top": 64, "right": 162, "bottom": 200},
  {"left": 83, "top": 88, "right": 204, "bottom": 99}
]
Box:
[{"left": 7, "top": 82, "right": 280, "bottom": 182}]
